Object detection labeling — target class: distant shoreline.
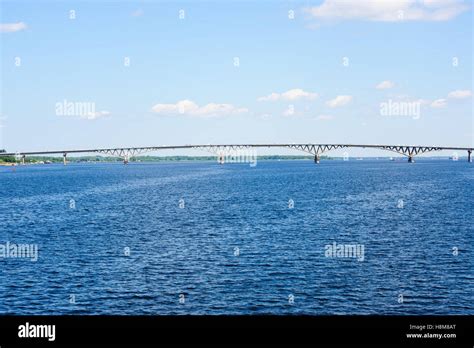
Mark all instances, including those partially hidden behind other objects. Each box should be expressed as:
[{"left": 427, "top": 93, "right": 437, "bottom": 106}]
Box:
[{"left": 0, "top": 155, "right": 465, "bottom": 166}]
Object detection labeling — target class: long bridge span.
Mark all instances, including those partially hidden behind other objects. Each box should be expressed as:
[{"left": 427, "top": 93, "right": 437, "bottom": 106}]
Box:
[{"left": 2, "top": 144, "right": 473, "bottom": 165}]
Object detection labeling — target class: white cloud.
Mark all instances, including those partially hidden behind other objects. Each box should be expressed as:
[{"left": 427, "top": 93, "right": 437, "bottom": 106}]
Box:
[
  {"left": 258, "top": 93, "right": 280, "bottom": 102},
  {"left": 376, "top": 80, "right": 395, "bottom": 89},
  {"left": 413, "top": 98, "right": 431, "bottom": 106},
  {"left": 282, "top": 89, "right": 318, "bottom": 101},
  {"left": 304, "top": 0, "right": 469, "bottom": 23},
  {"left": 282, "top": 104, "right": 296, "bottom": 116},
  {"left": 388, "top": 92, "right": 472, "bottom": 109},
  {"left": 430, "top": 99, "right": 447, "bottom": 108},
  {"left": 387, "top": 95, "right": 432, "bottom": 106},
  {"left": 400, "top": 96, "right": 431, "bottom": 105},
  {"left": 258, "top": 88, "right": 318, "bottom": 102},
  {"left": 151, "top": 100, "right": 248, "bottom": 117},
  {"left": 0, "top": 22, "right": 27, "bottom": 33},
  {"left": 447, "top": 89, "right": 472, "bottom": 99},
  {"left": 326, "top": 95, "right": 353, "bottom": 108},
  {"left": 83, "top": 111, "right": 110, "bottom": 120}
]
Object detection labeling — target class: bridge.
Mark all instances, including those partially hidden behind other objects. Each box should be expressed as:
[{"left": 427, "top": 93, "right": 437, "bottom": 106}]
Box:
[{"left": 3, "top": 144, "right": 473, "bottom": 165}]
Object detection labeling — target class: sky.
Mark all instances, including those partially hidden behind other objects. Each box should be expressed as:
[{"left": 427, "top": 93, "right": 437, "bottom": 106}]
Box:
[{"left": 0, "top": 0, "right": 473, "bottom": 157}]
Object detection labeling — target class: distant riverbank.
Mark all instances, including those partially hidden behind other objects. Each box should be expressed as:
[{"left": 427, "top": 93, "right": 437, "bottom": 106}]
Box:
[
  {"left": 0, "top": 156, "right": 465, "bottom": 166},
  {"left": 0, "top": 154, "right": 331, "bottom": 165}
]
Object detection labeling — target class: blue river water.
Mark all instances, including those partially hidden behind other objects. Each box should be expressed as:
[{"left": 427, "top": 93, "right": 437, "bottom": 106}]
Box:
[{"left": 0, "top": 159, "right": 472, "bottom": 315}]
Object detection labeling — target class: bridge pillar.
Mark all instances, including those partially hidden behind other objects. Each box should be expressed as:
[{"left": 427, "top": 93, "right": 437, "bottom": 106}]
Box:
[
  {"left": 218, "top": 153, "right": 224, "bottom": 164},
  {"left": 408, "top": 156, "right": 414, "bottom": 163},
  {"left": 123, "top": 154, "right": 129, "bottom": 165},
  {"left": 21, "top": 155, "right": 25, "bottom": 165},
  {"left": 468, "top": 150, "right": 472, "bottom": 163},
  {"left": 63, "top": 153, "right": 67, "bottom": 165},
  {"left": 314, "top": 154, "right": 320, "bottom": 164}
]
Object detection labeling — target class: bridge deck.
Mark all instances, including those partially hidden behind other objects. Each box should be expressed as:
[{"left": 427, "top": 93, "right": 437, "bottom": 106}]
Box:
[{"left": 2, "top": 144, "right": 473, "bottom": 157}]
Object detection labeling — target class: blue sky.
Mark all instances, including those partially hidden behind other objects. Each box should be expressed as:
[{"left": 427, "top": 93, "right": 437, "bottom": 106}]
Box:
[{"left": 1, "top": 0, "right": 472, "bottom": 156}]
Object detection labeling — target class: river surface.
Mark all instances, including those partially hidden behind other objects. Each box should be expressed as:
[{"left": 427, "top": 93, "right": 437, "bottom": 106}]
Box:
[{"left": 0, "top": 160, "right": 472, "bottom": 314}]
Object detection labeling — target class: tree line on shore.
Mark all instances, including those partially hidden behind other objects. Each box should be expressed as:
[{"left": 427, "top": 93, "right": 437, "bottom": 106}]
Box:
[{"left": 0, "top": 150, "right": 327, "bottom": 164}]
